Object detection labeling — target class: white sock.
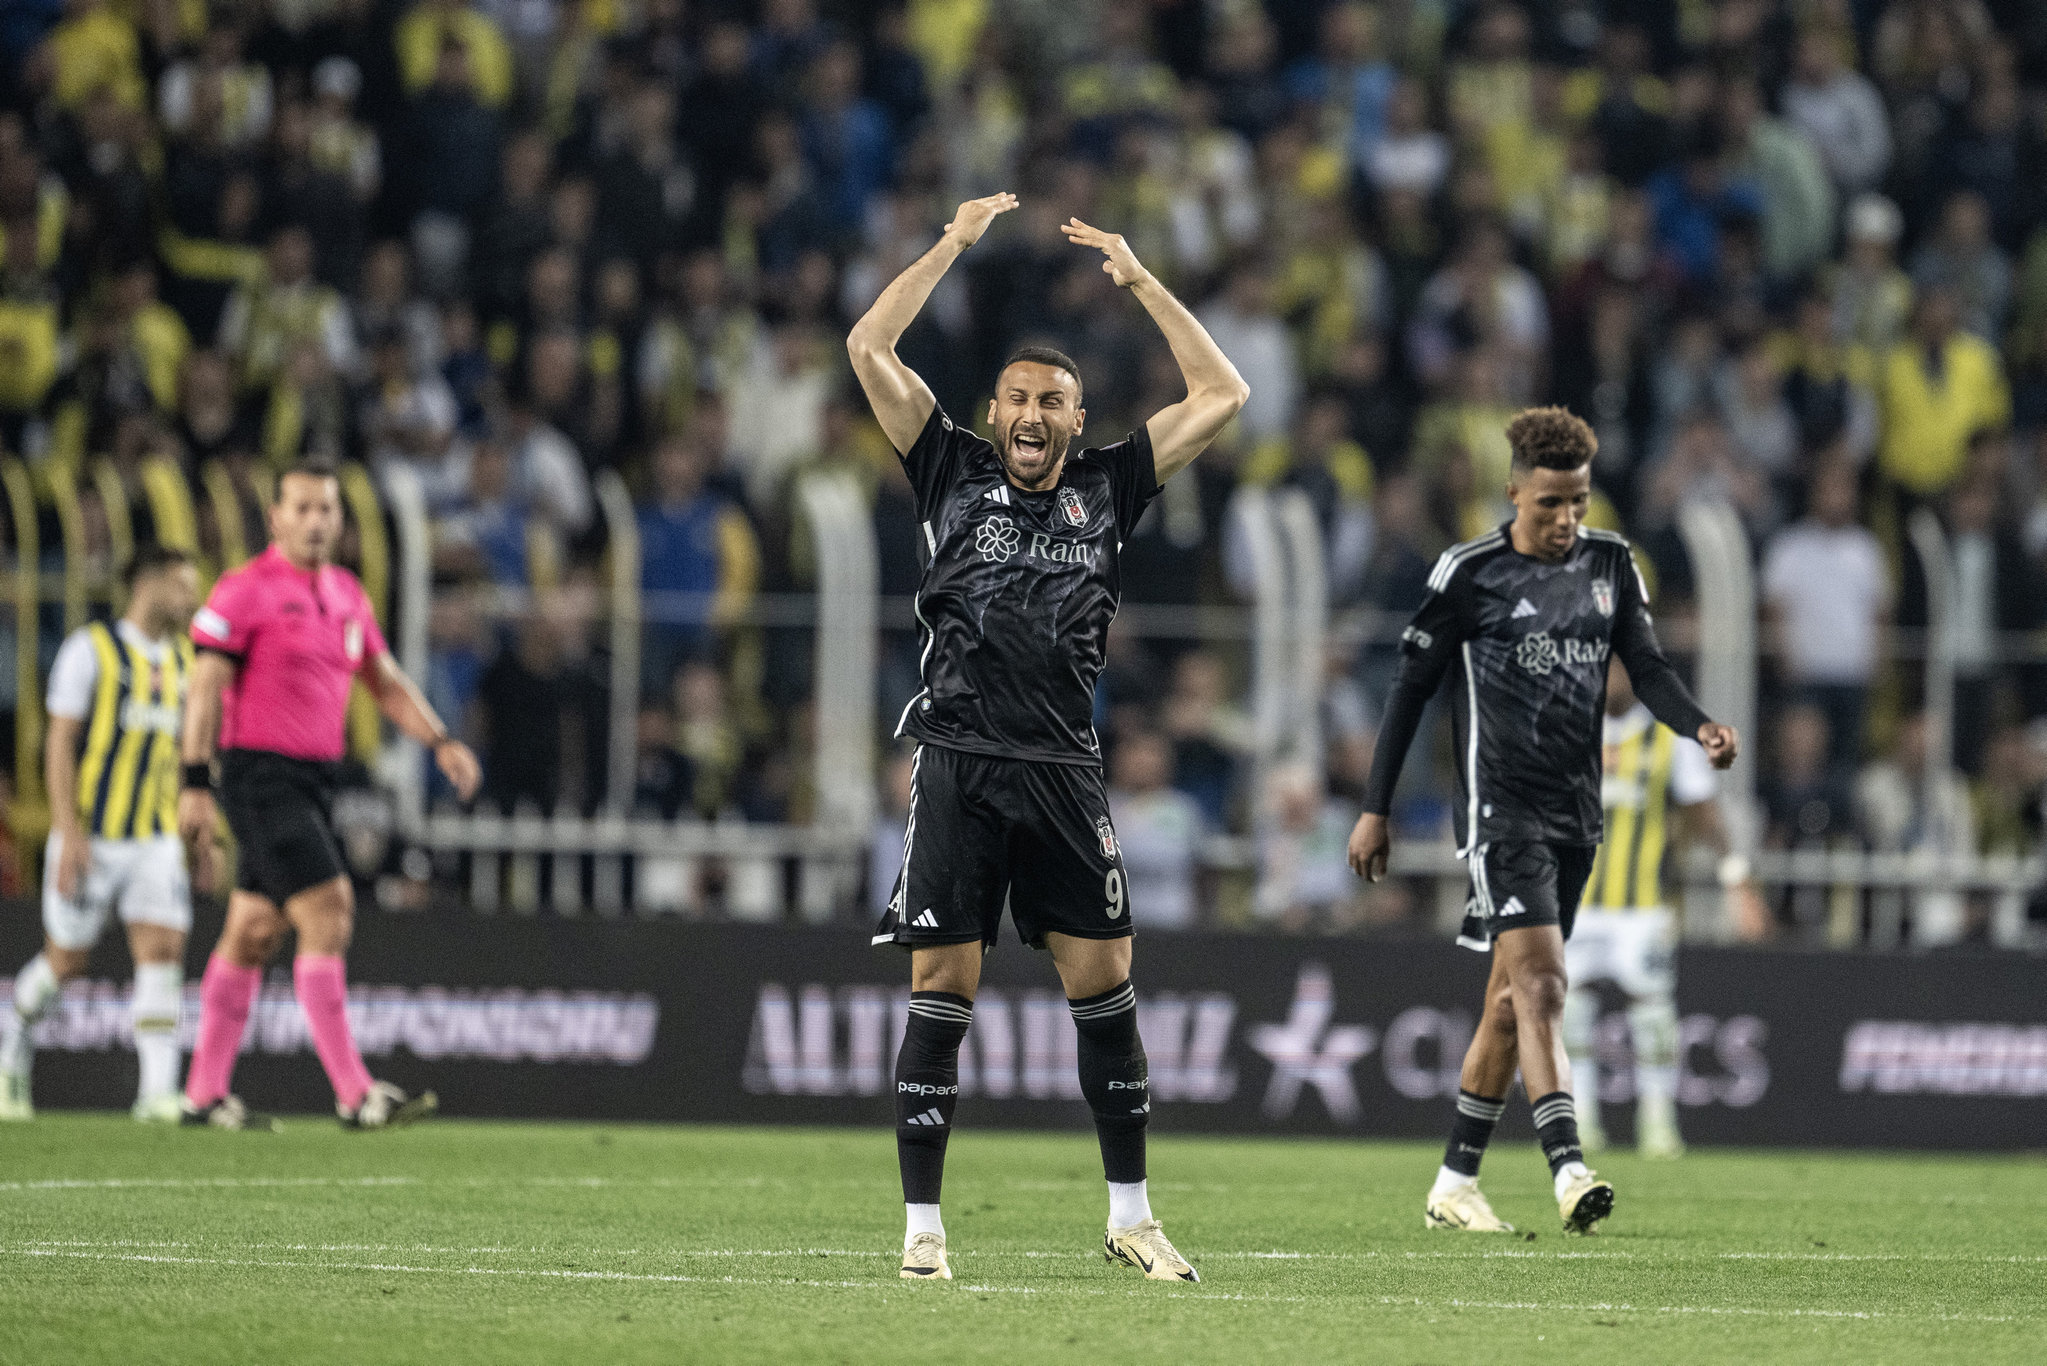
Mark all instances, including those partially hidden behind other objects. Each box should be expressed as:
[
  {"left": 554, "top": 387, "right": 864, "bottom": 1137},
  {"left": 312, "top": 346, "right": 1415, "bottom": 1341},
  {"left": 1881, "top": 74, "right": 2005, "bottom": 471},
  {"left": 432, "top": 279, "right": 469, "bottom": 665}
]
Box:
[
  {"left": 1630, "top": 995, "right": 1680, "bottom": 1121},
  {"left": 131, "top": 963, "right": 183, "bottom": 1101},
  {"left": 2, "top": 954, "right": 61, "bottom": 1077},
  {"left": 1553, "top": 1160, "right": 1589, "bottom": 1202},
  {"left": 1108, "top": 1180, "right": 1152, "bottom": 1228},
  {"left": 1430, "top": 1165, "right": 1476, "bottom": 1200},
  {"left": 904, "top": 1203, "right": 944, "bottom": 1248}
]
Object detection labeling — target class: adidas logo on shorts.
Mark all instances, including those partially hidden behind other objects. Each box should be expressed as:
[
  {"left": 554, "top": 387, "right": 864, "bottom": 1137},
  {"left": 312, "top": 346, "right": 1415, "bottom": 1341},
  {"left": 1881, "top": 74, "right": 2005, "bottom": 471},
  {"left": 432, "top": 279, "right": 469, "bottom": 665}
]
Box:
[
  {"left": 903, "top": 1108, "right": 946, "bottom": 1127},
  {"left": 912, "top": 909, "right": 939, "bottom": 929}
]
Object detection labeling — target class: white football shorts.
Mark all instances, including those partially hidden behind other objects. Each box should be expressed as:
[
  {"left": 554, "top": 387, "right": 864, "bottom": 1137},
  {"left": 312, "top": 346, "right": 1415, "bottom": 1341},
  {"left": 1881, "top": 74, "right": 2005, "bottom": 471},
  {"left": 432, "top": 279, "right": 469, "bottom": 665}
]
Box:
[
  {"left": 1564, "top": 905, "right": 1676, "bottom": 999},
  {"left": 42, "top": 832, "right": 192, "bottom": 951}
]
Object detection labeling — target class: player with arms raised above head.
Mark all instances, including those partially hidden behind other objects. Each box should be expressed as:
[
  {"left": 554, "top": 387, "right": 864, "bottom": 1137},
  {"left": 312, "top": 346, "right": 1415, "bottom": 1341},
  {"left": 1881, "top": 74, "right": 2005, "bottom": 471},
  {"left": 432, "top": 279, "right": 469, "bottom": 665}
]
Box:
[
  {"left": 1347, "top": 408, "right": 1738, "bottom": 1235},
  {"left": 1, "top": 547, "right": 205, "bottom": 1123},
  {"left": 177, "top": 459, "right": 481, "bottom": 1130},
  {"left": 848, "top": 194, "right": 1248, "bottom": 1282}
]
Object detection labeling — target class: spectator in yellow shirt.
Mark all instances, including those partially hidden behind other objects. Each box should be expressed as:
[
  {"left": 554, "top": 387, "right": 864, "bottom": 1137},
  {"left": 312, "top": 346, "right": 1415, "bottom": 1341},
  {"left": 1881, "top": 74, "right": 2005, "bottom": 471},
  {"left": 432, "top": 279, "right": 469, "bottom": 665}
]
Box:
[
  {"left": 0, "top": 230, "right": 61, "bottom": 425},
  {"left": 42, "top": 0, "right": 145, "bottom": 112},
  {"left": 395, "top": 0, "right": 514, "bottom": 109},
  {"left": 1877, "top": 287, "right": 2011, "bottom": 498}
]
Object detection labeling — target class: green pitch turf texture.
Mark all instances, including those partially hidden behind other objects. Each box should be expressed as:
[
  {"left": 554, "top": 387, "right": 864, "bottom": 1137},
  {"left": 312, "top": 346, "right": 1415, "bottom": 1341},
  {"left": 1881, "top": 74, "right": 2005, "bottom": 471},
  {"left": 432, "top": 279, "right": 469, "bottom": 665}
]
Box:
[{"left": 1, "top": 1117, "right": 2040, "bottom": 1365}]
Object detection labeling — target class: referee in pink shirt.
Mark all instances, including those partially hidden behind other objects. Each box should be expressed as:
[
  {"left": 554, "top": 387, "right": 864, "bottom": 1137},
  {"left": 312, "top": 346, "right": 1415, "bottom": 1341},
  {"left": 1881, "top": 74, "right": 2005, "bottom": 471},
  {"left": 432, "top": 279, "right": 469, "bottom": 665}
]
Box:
[{"left": 177, "top": 459, "right": 482, "bottom": 1129}]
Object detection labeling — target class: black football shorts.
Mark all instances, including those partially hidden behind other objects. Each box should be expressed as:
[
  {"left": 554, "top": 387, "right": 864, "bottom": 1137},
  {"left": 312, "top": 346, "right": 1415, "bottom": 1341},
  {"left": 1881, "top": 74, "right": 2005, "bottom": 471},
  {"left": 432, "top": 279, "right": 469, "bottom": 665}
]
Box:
[
  {"left": 220, "top": 748, "right": 348, "bottom": 904},
  {"left": 1457, "top": 839, "right": 1598, "bottom": 950},
  {"left": 873, "top": 744, "right": 1133, "bottom": 951}
]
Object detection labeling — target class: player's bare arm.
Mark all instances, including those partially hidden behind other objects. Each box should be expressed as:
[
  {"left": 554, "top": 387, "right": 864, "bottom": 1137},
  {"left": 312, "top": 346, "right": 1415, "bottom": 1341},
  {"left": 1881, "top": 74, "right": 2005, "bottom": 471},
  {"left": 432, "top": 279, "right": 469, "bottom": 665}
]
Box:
[
  {"left": 365, "top": 653, "right": 483, "bottom": 800},
  {"left": 45, "top": 714, "right": 89, "bottom": 900},
  {"left": 1676, "top": 797, "right": 1769, "bottom": 940},
  {"left": 847, "top": 192, "right": 1017, "bottom": 451},
  {"left": 177, "top": 651, "right": 233, "bottom": 868},
  {"left": 1060, "top": 218, "right": 1249, "bottom": 482}
]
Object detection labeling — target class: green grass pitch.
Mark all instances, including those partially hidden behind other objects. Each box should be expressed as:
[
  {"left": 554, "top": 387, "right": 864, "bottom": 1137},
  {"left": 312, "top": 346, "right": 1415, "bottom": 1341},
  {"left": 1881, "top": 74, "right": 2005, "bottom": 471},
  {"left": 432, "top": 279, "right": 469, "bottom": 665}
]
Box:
[{"left": 0, "top": 1116, "right": 2041, "bottom": 1365}]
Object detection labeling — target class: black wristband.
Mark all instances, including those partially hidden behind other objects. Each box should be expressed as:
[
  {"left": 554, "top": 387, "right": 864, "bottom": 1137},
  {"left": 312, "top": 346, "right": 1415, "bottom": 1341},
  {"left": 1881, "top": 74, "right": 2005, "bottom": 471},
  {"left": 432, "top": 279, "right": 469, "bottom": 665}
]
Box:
[{"left": 182, "top": 763, "right": 213, "bottom": 792}]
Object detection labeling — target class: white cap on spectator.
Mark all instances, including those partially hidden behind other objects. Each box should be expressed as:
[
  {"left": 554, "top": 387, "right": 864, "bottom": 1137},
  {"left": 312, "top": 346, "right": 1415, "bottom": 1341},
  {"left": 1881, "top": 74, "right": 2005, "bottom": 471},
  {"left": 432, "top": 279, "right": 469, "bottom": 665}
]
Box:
[
  {"left": 314, "top": 56, "right": 362, "bottom": 103},
  {"left": 1845, "top": 192, "right": 1901, "bottom": 245}
]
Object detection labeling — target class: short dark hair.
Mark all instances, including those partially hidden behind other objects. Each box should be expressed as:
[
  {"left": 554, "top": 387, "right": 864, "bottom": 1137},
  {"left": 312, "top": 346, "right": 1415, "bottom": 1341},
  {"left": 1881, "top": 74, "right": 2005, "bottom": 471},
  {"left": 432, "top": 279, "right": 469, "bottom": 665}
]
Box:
[
  {"left": 998, "top": 346, "right": 1083, "bottom": 400},
  {"left": 123, "top": 543, "right": 193, "bottom": 588},
  {"left": 275, "top": 455, "right": 341, "bottom": 500},
  {"left": 1506, "top": 406, "right": 1598, "bottom": 474}
]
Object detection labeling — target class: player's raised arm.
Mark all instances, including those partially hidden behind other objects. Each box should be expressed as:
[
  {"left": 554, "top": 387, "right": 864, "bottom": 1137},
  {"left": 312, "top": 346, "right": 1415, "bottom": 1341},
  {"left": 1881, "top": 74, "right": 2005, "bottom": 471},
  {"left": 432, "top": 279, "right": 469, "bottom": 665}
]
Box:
[
  {"left": 847, "top": 192, "right": 1017, "bottom": 451},
  {"left": 364, "top": 652, "right": 483, "bottom": 801},
  {"left": 1061, "top": 218, "right": 1249, "bottom": 483}
]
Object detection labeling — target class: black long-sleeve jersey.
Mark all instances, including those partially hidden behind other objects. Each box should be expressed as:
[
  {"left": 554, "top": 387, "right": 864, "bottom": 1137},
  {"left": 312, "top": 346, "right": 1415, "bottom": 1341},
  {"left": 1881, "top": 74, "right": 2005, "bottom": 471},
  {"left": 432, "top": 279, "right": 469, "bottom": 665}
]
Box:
[
  {"left": 893, "top": 404, "right": 1160, "bottom": 765},
  {"left": 1361, "top": 524, "right": 1713, "bottom": 850}
]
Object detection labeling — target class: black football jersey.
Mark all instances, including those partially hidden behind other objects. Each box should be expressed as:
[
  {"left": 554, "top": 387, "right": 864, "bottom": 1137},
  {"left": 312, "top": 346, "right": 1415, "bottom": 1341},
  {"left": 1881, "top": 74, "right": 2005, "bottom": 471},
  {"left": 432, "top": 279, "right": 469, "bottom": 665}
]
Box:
[
  {"left": 1397, "top": 525, "right": 1699, "bottom": 849},
  {"left": 894, "top": 404, "right": 1160, "bottom": 765}
]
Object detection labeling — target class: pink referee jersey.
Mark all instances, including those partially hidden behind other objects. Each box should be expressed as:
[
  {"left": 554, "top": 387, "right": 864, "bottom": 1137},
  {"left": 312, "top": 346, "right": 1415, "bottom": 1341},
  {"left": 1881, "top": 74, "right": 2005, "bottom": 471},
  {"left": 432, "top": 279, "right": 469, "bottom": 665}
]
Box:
[{"left": 190, "top": 545, "right": 388, "bottom": 762}]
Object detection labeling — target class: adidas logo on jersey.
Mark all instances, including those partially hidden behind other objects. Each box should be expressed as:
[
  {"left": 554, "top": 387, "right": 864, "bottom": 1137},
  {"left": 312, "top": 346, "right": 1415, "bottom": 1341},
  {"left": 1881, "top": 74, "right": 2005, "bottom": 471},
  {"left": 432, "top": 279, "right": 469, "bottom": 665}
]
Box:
[
  {"left": 984, "top": 485, "right": 1011, "bottom": 506},
  {"left": 902, "top": 1107, "right": 947, "bottom": 1126},
  {"left": 912, "top": 909, "right": 939, "bottom": 929},
  {"left": 1512, "top": 598, "right": 1539, "bottom": 619}
]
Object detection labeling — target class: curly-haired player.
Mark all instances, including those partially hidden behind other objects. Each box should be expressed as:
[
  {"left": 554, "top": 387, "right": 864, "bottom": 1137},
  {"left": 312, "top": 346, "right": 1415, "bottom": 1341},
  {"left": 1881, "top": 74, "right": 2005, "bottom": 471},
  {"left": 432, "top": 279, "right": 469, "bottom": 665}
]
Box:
[{"left": 1346, "top": 407, "right": 1739, "bottom": 1234}]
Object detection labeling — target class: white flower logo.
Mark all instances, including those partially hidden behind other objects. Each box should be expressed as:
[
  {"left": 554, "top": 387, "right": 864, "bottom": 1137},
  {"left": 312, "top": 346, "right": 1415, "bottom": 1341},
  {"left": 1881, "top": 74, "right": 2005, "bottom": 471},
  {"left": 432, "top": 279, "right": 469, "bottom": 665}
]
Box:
[
  {"left": 1515, "top": 631, "right": 1560, "bottom": 676},
  {"left": 976, "top": 515, "right": 1020, "bottom": 563}
]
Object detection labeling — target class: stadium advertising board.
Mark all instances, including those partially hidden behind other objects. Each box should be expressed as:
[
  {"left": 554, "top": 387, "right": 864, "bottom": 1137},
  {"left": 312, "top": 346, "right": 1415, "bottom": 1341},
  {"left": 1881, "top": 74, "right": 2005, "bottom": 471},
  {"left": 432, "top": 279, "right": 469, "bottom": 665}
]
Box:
[{"left": 4, "top": 910, "right": 2043, "bottom": 1148}]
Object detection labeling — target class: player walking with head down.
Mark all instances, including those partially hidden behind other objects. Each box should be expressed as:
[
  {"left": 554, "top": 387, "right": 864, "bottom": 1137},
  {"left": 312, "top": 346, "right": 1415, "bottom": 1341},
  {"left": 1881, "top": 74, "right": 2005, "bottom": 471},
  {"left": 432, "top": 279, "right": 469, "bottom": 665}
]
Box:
[
  {"left": 1, "top": 548, "right": 205, "bottom": 1122},
  {"left": 1348, "top": 408, "right": 1738, "bottom": 1235},
  {"left": 177, "top": 459, "right": 481, "bottom": 1130},
  {"left": 848, "top": 195, "right": 1248, "bottom": 1282}
]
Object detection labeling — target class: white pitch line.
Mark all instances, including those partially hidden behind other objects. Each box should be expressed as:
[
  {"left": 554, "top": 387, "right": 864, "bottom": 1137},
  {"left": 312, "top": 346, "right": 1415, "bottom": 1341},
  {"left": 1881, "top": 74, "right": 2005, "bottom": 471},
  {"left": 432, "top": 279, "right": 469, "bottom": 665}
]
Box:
[
  {"left": 15, "top": 1239, "right": 2047, "bottom": 1268},
  {"left": 0, "top": 1177, "right": 422, "bottom": 1192},
  {"left": 0, "top": 1246, "right": 2034, "bottom": 1323}
]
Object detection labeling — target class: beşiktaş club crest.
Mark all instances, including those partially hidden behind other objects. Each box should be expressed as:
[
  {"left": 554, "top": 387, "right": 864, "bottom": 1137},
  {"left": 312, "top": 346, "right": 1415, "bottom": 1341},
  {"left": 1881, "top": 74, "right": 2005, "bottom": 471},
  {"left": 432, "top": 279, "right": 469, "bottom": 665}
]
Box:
[
  {"left": 1095, "top": 815, "right": 1118, "bottom": 859},
  {"left": 1591, "top": 577, "right": 1615, "bottom": 617},
  {"left": 1058, "top": 487, "right": 1088, "bottom": 528}
]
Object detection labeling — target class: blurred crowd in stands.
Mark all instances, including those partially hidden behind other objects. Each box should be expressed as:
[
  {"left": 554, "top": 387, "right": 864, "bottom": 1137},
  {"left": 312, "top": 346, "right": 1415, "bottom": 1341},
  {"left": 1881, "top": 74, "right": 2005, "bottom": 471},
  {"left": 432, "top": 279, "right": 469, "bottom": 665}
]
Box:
[{"left": 5, "top": 0, "right": 2047, "bottom": 940}]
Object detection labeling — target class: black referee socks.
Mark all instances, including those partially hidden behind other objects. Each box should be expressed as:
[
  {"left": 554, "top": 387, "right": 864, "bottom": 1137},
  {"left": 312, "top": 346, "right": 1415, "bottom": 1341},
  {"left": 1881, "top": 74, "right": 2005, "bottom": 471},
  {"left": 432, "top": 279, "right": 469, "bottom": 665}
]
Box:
[
  {"left": 1070, "top": 980, "right": 1148, "bottom": 1185},
  {"left": 895, "top": 991, "right": 973, "bottom": 1204},
  {"left": 1532, "top": 1091, "right": 1585, "bottom": 1176}
]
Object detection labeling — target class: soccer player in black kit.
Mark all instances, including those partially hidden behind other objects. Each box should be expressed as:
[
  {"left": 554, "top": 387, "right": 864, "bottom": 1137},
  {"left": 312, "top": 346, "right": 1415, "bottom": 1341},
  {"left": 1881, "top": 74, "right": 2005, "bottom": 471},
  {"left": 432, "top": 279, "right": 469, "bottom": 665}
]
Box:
[
  {"left": 1347, "top": 408, "right": 1738, "bottom": 1235},
  {"left": 848, "top": 193, "right": 1247, "bottom": 1282}
]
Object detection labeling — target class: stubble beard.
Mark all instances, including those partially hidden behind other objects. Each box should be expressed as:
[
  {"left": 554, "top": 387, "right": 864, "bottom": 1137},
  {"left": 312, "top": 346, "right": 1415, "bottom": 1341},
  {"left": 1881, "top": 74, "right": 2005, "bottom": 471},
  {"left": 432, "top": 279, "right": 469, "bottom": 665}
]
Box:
[{"left": 1000, "top": 423, "right": 1070, "bottom": 490}]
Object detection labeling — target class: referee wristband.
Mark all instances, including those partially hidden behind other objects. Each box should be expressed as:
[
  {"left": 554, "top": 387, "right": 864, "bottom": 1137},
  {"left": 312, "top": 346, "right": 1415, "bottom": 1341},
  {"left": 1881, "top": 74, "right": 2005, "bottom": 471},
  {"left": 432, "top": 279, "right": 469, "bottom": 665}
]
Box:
[{"left": 182, "top": 763, "right": 214, "bottom": 792}]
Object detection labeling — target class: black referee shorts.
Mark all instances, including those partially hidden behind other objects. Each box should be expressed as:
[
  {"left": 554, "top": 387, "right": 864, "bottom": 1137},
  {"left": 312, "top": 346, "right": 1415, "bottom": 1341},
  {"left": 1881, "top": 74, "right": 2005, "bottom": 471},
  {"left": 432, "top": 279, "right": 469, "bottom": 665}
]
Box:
[
  {"left": 873, "top": 744, "right": 1132, "bottom": 952},
  {"left": 1457, "top": 839, "right": 1598, "bottom": 950},
  {"left": 219, "top": 749, "right": 348, "bottom": 905}
]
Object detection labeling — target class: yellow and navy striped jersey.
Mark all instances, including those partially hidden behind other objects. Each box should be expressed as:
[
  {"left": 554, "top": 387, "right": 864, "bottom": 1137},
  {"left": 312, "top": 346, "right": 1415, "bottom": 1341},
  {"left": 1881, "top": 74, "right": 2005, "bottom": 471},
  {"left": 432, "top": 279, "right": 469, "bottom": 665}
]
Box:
[
  {"left": 1585, "top": 705, "right": 1717, "bottom": 911},
  {"left": 59, "top": 622, "right": 192, "bottom": 839}
]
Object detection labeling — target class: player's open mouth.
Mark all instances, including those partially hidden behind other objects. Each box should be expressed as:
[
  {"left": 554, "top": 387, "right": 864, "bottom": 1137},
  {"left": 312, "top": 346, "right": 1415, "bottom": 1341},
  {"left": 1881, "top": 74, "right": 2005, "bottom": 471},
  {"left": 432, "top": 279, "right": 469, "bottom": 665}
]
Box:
[{"left": 1013, "top": 432, "right": 1047, "bottom": 456}]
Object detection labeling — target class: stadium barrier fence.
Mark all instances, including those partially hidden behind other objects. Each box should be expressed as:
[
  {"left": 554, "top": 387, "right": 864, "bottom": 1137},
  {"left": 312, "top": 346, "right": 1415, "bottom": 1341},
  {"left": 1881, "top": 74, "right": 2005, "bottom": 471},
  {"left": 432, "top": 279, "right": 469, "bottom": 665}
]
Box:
[{"left": 0, "top": 464, "right": 2038, "bottom": 945}]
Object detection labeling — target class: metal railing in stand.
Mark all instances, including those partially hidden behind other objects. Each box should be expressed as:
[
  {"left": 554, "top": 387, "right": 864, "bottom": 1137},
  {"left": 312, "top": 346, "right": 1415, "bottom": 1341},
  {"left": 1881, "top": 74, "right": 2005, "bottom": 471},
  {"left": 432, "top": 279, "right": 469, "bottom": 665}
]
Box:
[
  {"left": 1902, "top": 507, "right": 1972, "bottom": 948},
  {"left": 796, "top": 468, "right": 879, "bottom": 922},
  {"left": 1231, "top": 486, "right": 1329, "bottom": 803},
  {"left": 592, "top": 470, "right": 640, "bottom": 914},
  {"left": 1272, "top": 489, "right": 1327, "bottom": 782},
  {"left": 1, "top": 459, "right": 46, "bottom": 859},
  {"left": 380, "top": 464, "right": 431, "bottom": 830},
  {"left": 1675, "top": 499, "right": 1757, "bottom": 943}
]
